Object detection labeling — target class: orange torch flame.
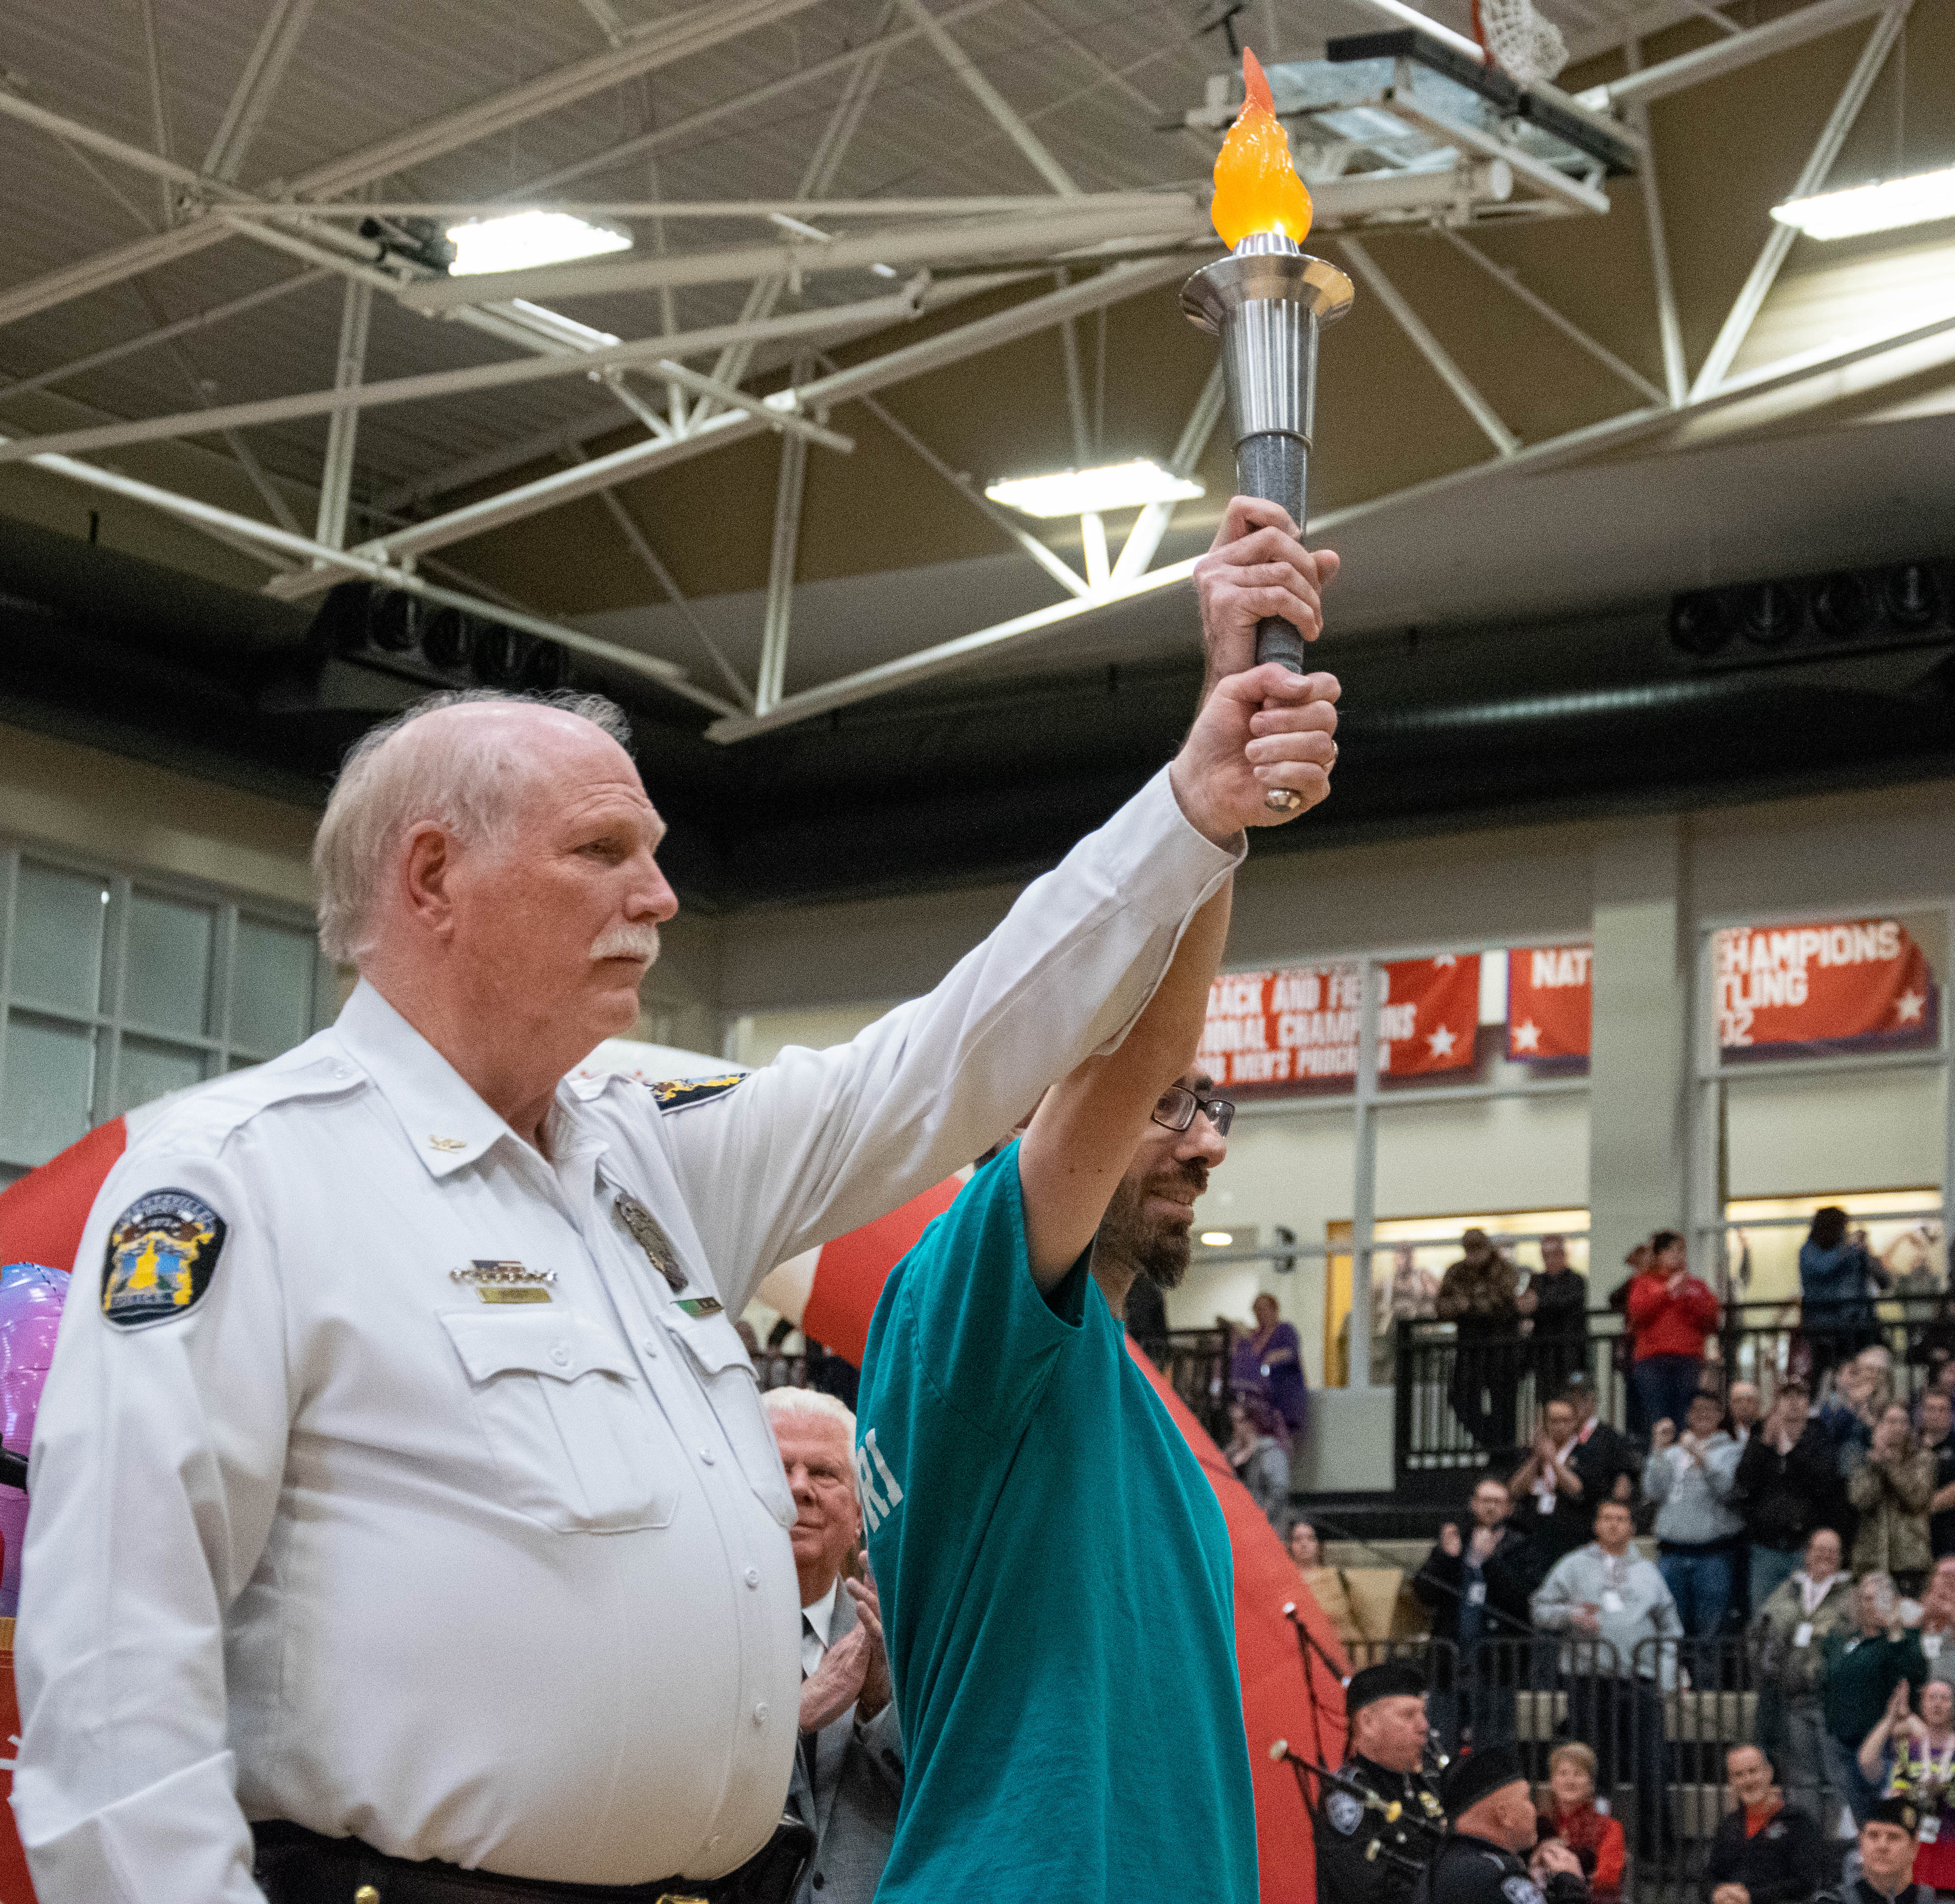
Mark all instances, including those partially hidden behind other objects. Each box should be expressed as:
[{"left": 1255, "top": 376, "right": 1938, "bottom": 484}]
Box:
[{"left": 1209, "top": 48, "right": 1313, "bottom": 248}]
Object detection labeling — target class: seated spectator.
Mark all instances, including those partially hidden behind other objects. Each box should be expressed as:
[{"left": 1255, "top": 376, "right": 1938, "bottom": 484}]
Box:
[
  {"left": 1910, "top": 1558, "right": 1955, "bottom": 1667},
  {"left": 1439, "top": 1229, "right": 1522, "bottom": 1459},
  {"left": 1532, "top": 1837, "right": 1591, "bottom": 1904},
  {"left": 1532, "top": 1499, "right": 1681, "bottom": 1852},
  {"left": 1838, "top": 1798, "right": 1936, "bottom": 1904},
  {"left": 1918, "top": 1387, "right": 1955, "bottom": 1561},
  {"left": 1512, "top": 1395, "right": 1590, "bottom": 1570},
  {"left": 1706, "top": 1744, "right": 1825, "bottom": 1904},
  {"left": 1536, "top": 1743, "right": 1625, "bottom": 1904},
  {"left": 1801, "top": 1207, "right": 1892, "bottom": 1386},
  {"left": 1289, "top": 1520, "right": 1365, "bottom": 1652},
  {"left": 1850, "top": 1404, "right": 1936, "bottom": 1595},
  {"left": 1755, "top": 1528, "right": 1856, "bottom": 1835},
  {"left": 1645, "top": 1390, "right": 1745, "bottom": 1646},
  {"left": 763, "top": 1388, "right": 902, "bottom": 1904},
  {"left": 1824, "top": 1573, "right": 1929, "bottom": 1826},
  {"left": 1226, "top": 1396, "right": 1292, "bottom": 1530},
  {"left": 1227, "top": 1292, "right": 1308, "bottom": 1436},
  {"left": 1414, "top": 1477, "right": 1535, "bottom": 1752},
  {"left": 1822, "top": 1348, "right": 1896, "bottom": 1479},
  {"left": 1739, "top": 1382, "right": 1840, "bottom": 1612},
  {"left": 1626, "top": 1233, "right": 1721, "bottom": 1439},
  {"left": 1858, "top": 1675, "right": 1955, "bottom": 1894}
]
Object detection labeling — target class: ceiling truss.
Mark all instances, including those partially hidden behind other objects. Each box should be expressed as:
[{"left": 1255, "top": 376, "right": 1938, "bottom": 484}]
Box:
[{"left": 0, "top": 0, "right": 1941, "bottom": 741}]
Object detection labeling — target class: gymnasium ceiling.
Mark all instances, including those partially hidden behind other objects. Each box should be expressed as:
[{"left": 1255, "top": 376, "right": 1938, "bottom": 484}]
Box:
[{"left": 0, "top": 0, "right": 1953, "bottom": 906}]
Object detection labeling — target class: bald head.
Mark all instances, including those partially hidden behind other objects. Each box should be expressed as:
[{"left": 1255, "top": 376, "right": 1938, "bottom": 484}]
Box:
[{"left": 314, "top": 690, "right": 679, "bottom": 1145}]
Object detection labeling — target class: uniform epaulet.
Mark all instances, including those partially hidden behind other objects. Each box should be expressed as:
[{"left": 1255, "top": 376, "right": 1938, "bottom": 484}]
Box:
[
  {"left": 131, "top": 1046, "right": 367, "bottom": 1155},
  {"left": 648, "top": 1073, "right": 748, "bottom": 1113}
]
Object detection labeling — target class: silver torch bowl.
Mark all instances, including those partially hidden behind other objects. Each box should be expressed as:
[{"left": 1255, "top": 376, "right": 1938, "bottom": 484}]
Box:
[{"left": 1181, "top": 230, "right": 1353, "bottom": 809}]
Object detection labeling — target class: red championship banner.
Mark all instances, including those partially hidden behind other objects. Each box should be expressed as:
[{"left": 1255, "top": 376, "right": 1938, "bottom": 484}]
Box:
[
  {"left": 1716, "top": 917, "right": 1938, "bottom": 1054},
  {"left": 1198, "top": 955, "right": 1480, "bottom": 1093},
  {"left": 1507, "top": 944, "right": 1593, "bottom": 1060}
]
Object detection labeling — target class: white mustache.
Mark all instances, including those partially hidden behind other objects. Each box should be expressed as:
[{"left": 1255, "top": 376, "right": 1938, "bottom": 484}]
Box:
[{"left": 590, "top": 922, "right": 661, "bottom": 963}]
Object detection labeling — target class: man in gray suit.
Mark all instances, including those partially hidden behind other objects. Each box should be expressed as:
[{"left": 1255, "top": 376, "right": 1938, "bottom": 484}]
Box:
[{"left": 764, "top": 1387, "right": 903, "bottom": 1904}]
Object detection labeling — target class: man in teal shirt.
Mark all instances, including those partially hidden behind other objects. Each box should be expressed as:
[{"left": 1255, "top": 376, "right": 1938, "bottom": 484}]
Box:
[{"left": 855, "top": 879, "right": 1261, "bottom": 1903}]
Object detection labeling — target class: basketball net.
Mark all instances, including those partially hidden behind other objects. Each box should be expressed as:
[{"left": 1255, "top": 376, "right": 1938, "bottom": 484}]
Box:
[{"left": 1471, "top": 0, "right": 1568, "bottom": 90}]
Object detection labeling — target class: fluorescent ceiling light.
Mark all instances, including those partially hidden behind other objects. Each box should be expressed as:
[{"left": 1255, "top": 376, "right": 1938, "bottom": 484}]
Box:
[
  {"left": 1771, "top": 166, "right": 1955, "bottom": 241},
  {"left": 447, "top": 211, "right": 633, "bottom": 277},
  {"left": 1199, "top": 1230, "right": 1234, "bottom": 1247},
  {"left": 985, "top": 458, "right": 1205, "bottom": 518}
]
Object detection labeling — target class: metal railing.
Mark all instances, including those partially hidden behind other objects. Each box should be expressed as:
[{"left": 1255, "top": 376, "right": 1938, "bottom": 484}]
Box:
[{"left": 1393, "top": 1295, "right": 1954, "bottom": 1492}]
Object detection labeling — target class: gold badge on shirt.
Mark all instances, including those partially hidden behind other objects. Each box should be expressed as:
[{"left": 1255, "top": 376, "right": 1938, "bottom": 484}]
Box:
[{"left": 451, "top": 1260, "right": 556, "bottom": 1304}]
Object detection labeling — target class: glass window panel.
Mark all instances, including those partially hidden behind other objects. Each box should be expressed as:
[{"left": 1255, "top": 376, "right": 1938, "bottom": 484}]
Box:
[
  {"left": 112, "top": 1037, "right": 209, "bottom": 1117},
  {"left": 0, "top": 1014, "right": 98, "bottom": 1168},
  {"left": 11, "top": 863, "right": 109, "bottom": 1015},
  {"left": 230, "top": 918, "right": 316, "bottom": 1057},
  {"left": 124, "top": 892, "right": 216, "bottom": 1038}
]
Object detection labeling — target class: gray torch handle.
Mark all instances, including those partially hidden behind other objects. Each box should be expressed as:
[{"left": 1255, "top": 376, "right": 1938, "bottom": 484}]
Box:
[{"left": 1236, "top": 431, "right": 1310, "bottom": 674}]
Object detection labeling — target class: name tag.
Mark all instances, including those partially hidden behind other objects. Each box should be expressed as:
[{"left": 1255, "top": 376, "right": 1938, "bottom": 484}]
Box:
[
  {"left": 1794, "top": 1622, "right": 1814, "bottom": 1648},
  {"left": 478, "top": 1286, "right": 551, "bottom": 1304},
  {"left": 1537, "top": 1494, "right": 1555, "bottom": 1514},
  {"left": 1468, "top": 1581, "right": 1487, "bottom": 1606},
  {"left": 1601, "top": 1589, "right": 1625, "bottom": 1614},
  {"left": 1927, "top": 1634, "right": 1944, "bottom": 1660},
  {"left": 1922, "top": 1816, "right": 1942, "bottom": 1845}
]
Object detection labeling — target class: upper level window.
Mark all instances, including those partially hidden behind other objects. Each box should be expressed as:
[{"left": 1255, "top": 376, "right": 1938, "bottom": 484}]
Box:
[{"left": 0, "top": 848, "right": 326, "bottom": 1184}]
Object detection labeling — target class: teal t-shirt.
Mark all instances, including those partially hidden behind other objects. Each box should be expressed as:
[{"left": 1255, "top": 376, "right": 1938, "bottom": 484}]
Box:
[{"left": 854, "top": 1143, "right": 1258, "bottom": 1904}]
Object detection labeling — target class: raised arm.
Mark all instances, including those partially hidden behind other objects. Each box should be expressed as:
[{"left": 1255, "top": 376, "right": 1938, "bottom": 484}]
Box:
[{"left": 1017, "top": 883, "right": 1233, "bottom": 1290}]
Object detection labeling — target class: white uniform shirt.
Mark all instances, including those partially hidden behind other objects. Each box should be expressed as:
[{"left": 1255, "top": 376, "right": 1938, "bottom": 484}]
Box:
[
  {"left": 801, "top": 1579, "right": 841, "bottom": 1679},
  {"left": 15, "top": 767, "right": 1238, "bottom": 1904}
]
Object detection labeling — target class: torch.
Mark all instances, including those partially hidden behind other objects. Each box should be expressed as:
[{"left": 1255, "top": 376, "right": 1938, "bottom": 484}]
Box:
[{"left": 1180, "top": 50, "right": 1352, "bottom": 813}]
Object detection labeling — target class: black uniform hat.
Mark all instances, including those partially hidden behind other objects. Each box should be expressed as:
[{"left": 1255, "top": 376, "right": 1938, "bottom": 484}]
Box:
[
  {"left": 1866, "top": 1797, "right": 1921, "bottom": 1833},
  {"left": 1346, "top": 1659, "right": 1426, "bottom": 1717},
  {"left": 1439, "top": 1744, "right": 1529, "bottom": 1817}
]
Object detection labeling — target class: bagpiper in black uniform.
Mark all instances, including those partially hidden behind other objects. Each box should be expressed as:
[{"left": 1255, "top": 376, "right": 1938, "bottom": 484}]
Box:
[
  {"left": 1315, "top": 1660, "right": 1450, "bottom": 1904},
  {"left": 1418, "top": 1745, "right": 1588, "bottom": 1904},
  {"left": 1826, "top": 1797, "right": 1937, "bottom": 1904}
]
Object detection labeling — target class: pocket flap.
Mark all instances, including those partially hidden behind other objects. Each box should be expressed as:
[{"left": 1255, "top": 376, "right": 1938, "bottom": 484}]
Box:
[
  {"left": 663, "top": 1306, "right": 753, "bottom": 1376},
  {"left": 440, "top": 1308, "right": 635, "bottom": 1385}
]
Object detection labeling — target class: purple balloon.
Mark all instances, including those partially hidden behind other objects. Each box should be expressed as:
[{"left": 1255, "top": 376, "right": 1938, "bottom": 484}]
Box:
[{"left": 0, "top": 1263, "right": 70, "bottom": 1615}]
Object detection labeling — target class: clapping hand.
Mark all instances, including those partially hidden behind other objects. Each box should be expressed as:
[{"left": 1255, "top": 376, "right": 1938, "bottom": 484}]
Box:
[
  {"left": 1469, "top": 1525, "right": 1502, "bottom": 1565},
  {"left": 846, "top": 1570, "right": 892, "bottom": 1722},
  {"left": 1440, "top": 1522, "right": 1463, "bottom": 1558},
  {"left": 1651, "top": 1418, "right": 1677, "bottom": 1451}
]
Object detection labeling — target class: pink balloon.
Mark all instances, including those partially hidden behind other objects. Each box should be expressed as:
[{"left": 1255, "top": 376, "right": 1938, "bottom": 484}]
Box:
[{"left": 0, "top": 1263, "right": 70, "bottom": 1615}]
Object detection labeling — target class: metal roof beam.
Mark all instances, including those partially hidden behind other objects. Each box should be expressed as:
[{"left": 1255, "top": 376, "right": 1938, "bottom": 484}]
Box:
[
  {"left": 306, "top": 256, "right": 1194, "bottom": 580},
  {"left": 0, "top": 296, "right": 902, "bottom": 463},
  {"left": 393, "top": 197, "right": 1202, "bottom": 309},
  {"left": 203, "top": 0, "right": 318, "bottom": 183},
  {"left": 1582, "top": 0, "right": 1897, "bottom": 109}
]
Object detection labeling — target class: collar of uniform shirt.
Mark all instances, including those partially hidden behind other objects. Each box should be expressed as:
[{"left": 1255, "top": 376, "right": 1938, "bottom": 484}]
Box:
[
  {"left": 801, "top": 1577, "right": 840, "bottom": 1676},
  {"left": 336, "top": 980, "right": 536, "bottom": 1178}
]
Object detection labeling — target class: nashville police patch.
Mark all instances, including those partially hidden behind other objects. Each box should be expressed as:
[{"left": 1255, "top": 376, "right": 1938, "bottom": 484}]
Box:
[
  {"left": 1327, "top": 1791, "right": 1363, "bottom": 1835},
  {"left": 101, "top": 1189, "right": 227, "bottom": 1328},
  {"left": 648, "top": 1074, "right": 746, "bottom": 1112}
]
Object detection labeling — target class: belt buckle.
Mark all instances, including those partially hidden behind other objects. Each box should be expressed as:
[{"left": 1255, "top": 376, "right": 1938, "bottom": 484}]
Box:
[{"left": 654, "top": 1895, "right": 709, "bottom": 1904}]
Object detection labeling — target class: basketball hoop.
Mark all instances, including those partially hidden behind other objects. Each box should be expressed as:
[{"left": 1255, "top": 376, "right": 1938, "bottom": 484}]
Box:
[{"left": 1473, "top": 0, "right": 1568, "bottom": 90}]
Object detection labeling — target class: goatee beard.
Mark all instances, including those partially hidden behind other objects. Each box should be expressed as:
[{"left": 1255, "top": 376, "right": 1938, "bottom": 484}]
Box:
[{"left": 1098, "top": 1159, "right": 1209, "bottom": 1290}]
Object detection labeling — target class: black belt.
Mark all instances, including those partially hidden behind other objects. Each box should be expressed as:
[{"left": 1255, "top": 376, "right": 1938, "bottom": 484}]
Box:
[{"left": 253, "top": 1817, "right": 813, "bottom": 1904}]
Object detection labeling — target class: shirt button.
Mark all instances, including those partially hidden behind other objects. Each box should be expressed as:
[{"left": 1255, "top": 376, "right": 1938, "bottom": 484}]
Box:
[
  {"left": 642, "top": 1339, "right": 659, "bottom": 1357},
  {"left": 700, "top": 1447, "right": 715, "bottom": 1465},
  {"left": 549, "top": 1343, "right": 571, "bottom": 1368},
  {"left": 753, "top": 1702, "right": 769, "bottom": 1724},
  {"left": 744, "top": 1567, "right": 761, "bottom": 1588}
]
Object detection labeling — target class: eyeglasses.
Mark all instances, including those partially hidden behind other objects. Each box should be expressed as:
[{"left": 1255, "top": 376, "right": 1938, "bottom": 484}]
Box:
[{"left": 1151, "top": 1085, "right": 1235, "bottom": 1138}]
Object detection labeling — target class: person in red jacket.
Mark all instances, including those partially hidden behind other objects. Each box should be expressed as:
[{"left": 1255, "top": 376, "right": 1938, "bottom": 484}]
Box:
[{"left": 1626, "top": 1230, "right": 1721, "bottom": 1440}]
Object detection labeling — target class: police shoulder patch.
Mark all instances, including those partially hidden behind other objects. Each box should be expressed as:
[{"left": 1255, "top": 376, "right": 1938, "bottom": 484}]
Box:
[
  {"left": 649, "top": 1073, "right": 747, "bottom": 1113},
  {"left": 1327, "top": 1791, "right": 1364, "bottom": 1835},
  {"left": 1503, "top": 1876, "right": 1545, "bottom": 1904},
  {"left": 102, "top": 1188, "right": 227, "bottom": 1328}
]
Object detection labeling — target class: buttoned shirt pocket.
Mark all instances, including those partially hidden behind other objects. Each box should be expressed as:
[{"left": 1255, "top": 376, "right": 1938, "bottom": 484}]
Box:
[
  {"left": 664, "top": 1308, "right": 797, "bottom": 1529},
  {"left": 440, "top": 1309, "right": 681, "bottom": 1534}
]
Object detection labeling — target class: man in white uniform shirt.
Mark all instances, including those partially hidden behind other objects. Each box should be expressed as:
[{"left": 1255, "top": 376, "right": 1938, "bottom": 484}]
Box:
[{"left": 15, "top": 501, "right": 1341, "bottom": 1904}]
